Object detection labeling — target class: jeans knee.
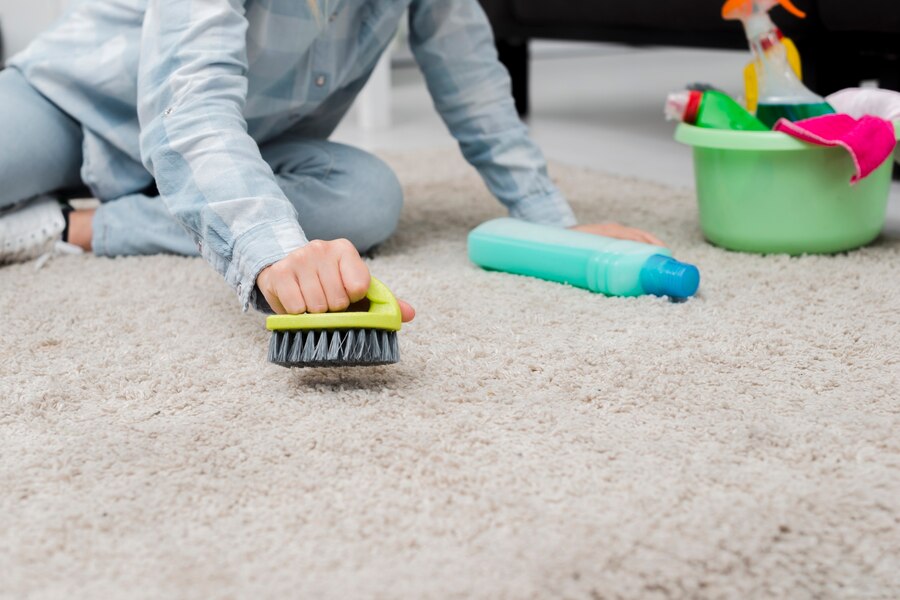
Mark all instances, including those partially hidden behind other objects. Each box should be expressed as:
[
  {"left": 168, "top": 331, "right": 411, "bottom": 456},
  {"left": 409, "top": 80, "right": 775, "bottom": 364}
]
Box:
[
  {"left": 271, "top": 141, "right": 404, "bottom": 252},
  {"left": 347, "top": 157, "right": 403, "bottom": 253}
]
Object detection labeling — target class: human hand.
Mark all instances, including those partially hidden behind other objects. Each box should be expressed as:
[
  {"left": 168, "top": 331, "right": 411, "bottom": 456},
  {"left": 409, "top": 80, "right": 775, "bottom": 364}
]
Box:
[
  {"left": 256, "top": 239, "right": 415, "bottom": 322},
  {"left": 570, "top": 223, "right": 665, "bottom": 247}
]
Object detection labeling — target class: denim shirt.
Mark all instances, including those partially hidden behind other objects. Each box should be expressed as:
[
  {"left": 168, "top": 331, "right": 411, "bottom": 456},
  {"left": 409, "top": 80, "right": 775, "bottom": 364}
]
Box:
[{"left": 10, "top": 0, "right": 577, "bottom": 310}]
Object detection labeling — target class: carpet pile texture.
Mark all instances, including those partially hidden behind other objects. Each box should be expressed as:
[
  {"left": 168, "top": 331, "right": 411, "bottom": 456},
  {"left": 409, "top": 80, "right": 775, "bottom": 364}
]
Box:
[{"left": 1, "top": 149, "right": 898, "bottom": 598}]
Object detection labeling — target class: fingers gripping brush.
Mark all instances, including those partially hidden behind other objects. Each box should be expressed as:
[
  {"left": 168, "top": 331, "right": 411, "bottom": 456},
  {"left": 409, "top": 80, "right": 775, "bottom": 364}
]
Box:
[{"left": 266, "top": 277, "right": 402, "bottom": 368}]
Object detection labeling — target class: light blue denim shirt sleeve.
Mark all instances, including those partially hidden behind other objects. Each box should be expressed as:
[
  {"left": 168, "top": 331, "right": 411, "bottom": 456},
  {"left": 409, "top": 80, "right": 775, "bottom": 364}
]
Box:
[
  {"left": 137, "top": 0, "right": 308, "bottom": 311},
  {"left": 10, "top": 0, "right": 577, "bottom": 313},
  {"left": 408, "top": 0, "right": 577, "bottom": 228}
]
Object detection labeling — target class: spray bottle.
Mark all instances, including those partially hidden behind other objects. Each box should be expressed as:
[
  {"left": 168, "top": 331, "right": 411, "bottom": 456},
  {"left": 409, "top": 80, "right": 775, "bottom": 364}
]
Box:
[
  {"left": 666, "top": 89, "right": 768, "bottom": 131},
  {"left": 722, "top": 0, "right": 834, "bottom": 127},
  {"left": 743, "top": 31, "right": 803, "bottom": 114},
  {"left": 468, "top": 218, "right": 700, "bottom": 300}
]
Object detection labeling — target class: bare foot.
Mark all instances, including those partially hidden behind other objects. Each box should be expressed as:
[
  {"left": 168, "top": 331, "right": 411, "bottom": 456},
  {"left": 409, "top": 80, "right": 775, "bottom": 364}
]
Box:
[{"left": 68, "top": 209, "right": 95, "bottom": 251}]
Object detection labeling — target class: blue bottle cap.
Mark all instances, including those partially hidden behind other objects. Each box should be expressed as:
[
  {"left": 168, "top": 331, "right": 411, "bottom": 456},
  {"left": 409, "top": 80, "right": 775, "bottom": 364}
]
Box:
[{"left": 639, "top": 254, "right": 700, "bottom": 299}]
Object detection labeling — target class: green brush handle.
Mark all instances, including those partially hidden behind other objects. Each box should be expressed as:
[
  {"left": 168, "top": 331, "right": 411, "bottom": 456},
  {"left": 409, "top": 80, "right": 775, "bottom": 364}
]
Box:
[{"left": 266, "top": 277, "right": 402, "bottom": 332}]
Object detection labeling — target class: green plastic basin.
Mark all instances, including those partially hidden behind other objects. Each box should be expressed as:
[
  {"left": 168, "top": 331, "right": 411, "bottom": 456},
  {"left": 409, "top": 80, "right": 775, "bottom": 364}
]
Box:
[{"left": 675, "top": 122, "right": 899, "bottom": 254}]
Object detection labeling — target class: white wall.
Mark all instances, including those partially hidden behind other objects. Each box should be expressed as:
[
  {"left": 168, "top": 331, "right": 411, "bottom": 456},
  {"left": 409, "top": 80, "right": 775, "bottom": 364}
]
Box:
[{"left": 0, "top": 0, "right": 67, "bottom": 59}]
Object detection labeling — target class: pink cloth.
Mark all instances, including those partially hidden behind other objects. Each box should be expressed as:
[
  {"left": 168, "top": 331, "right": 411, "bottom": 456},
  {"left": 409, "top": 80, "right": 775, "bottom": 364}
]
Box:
[{"left": 773, "top": 114, "right": 896, "bottom": 183}]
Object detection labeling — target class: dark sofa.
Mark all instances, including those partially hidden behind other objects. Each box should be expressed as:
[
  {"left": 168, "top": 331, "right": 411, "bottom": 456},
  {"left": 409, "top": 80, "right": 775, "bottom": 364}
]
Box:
[{"left": 478, "top": 0, "right": 900, "bottom": 116}]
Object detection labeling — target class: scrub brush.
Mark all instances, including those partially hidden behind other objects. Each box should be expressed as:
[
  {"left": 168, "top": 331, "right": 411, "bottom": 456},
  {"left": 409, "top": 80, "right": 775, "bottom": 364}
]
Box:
[{"left": 266, "top": 277, "right": 402, "bottom": 368}]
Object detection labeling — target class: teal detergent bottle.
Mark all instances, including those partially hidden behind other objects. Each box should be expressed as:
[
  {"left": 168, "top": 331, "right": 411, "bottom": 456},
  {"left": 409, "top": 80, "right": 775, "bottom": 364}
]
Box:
[{"left": 468, "top": 218, "right": 700, "bottom": 299}]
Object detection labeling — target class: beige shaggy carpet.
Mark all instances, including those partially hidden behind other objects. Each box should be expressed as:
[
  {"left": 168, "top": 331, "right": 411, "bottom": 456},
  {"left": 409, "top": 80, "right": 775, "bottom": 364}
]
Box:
[{"left": 1, "top": 149, "right": 899, "bottom": 599}]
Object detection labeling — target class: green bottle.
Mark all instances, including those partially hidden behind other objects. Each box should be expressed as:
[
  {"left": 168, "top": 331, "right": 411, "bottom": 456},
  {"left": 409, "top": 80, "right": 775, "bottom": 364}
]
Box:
[
  {"left": 468, "top": 218, "right": 700, "bottom": 299},
  {"left": 666, "top": 89, "right": 768, "bottom": 131}
]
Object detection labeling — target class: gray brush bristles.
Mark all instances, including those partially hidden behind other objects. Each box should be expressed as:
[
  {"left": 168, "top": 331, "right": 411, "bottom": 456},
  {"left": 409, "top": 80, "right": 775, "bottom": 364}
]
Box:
[{"left": 268, "top": 328, "right": 400, "bottom": 367}]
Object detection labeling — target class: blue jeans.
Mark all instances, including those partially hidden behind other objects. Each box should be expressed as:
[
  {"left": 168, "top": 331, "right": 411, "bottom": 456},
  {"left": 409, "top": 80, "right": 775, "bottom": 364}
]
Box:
[{"left": 0, "top": 68, "right": 403, "bottom": 257}]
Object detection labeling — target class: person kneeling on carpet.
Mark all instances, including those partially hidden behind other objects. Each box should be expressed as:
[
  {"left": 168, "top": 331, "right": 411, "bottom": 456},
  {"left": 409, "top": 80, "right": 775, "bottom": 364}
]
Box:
[{"left": 0, "top": 0, "right": 663, "bottom": 320}]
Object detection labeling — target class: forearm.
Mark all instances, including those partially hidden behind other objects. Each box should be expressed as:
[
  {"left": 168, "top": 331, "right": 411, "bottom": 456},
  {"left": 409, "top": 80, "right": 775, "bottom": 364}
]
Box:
[
  {"left": 409, "top": 0, "right": 576, "bottom": 227},
  {"left": 138, "top": 0, "right": 308, "bottom": 310}
]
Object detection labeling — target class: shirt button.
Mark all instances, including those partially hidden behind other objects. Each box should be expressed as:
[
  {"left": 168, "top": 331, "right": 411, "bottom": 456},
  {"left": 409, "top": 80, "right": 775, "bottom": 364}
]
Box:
[{"left": 315, "top": 75, "right": 326, "bottom": 87}]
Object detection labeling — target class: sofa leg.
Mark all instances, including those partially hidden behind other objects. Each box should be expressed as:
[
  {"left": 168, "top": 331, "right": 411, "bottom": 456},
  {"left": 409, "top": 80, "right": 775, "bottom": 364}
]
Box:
[{"left": 496, "top": 38, "right": 530, "bottom": 117}]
